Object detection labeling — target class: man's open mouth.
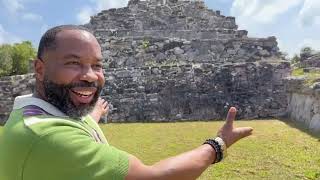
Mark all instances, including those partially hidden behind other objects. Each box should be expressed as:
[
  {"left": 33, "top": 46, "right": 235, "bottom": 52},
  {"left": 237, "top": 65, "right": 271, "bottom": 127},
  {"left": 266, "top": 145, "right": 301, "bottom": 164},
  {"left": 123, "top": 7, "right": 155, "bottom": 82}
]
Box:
[
  {"left": 69, "top": 87, "right": 97, "bottom": 105},
  {"left": 71, "top": 90, "right": 94, "bottom": 97}
]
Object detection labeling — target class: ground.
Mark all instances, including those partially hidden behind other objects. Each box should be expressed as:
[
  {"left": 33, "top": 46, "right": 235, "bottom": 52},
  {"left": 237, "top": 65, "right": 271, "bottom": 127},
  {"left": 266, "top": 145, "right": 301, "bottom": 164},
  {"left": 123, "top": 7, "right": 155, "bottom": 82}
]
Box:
[
  {"left": 1, "top": 119, "right": 319, "bottom": 179},
  {"left": 102, "top": 120, "right": 320, "bottom": 180}
]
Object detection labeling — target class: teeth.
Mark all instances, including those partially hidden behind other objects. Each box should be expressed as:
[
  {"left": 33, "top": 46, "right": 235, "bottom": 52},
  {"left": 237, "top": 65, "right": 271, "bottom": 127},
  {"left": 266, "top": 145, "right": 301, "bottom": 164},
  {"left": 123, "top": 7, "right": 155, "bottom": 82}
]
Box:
[{"left": 73, "top": 91, "right": 93, "bottom": 96}]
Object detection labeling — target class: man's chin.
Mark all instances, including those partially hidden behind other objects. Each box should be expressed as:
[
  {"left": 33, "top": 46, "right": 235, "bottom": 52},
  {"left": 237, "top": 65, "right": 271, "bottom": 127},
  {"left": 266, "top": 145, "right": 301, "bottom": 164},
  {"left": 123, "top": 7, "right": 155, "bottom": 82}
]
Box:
[{"left": 65, "top": 95, "right": 98, "bottom": 119}]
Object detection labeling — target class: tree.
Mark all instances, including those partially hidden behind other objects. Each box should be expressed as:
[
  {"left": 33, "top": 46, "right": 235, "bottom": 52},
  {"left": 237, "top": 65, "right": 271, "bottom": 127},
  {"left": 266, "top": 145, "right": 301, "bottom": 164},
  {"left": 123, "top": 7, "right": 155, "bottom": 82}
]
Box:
[
  {"left": 291, "top": 54, "right": 301, "bottom": 64},
  {"left": 0, "top": 44, "right": 13, "bottom": 76},
  {"left": 11, "top": 41, "right": 36, "bottom": 75},
  {"left": 0, "top": 41, "right": 36, "bottom": 77}
]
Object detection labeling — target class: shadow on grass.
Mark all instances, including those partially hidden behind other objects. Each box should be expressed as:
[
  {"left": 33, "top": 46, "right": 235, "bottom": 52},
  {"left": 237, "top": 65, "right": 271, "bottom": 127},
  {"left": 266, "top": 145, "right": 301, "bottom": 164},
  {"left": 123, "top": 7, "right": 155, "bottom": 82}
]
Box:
[{"left": 278, "top": 116, "right": 320, "bottom": 140}]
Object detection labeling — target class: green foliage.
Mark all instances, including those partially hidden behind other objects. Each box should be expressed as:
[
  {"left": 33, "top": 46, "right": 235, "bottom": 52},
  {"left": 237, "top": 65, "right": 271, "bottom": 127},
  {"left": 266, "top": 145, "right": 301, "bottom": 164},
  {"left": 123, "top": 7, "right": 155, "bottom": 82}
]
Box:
[
  {"left": 11, "top": 41, "right": 36, "bottom": 75},
  {"left": 142, "top": 40, "right": 150, "bottom": 49},
  {"left": 0, "top": 45, "right": 13, "bottom": 76},
  {"left": 100, "top": 120, "right": 320, "bottom": 179},
  {"left": 291, "top": 68, "right": 320, "bottom": 86},
  {"left": 291, "top": 68, "right": 304, "bottom": 76},
  {"left": 0, "top": 41, "right": 36, "bottom": 77},
  {"left": 291, "top": 54, "right": 301, "bottom": 64}
]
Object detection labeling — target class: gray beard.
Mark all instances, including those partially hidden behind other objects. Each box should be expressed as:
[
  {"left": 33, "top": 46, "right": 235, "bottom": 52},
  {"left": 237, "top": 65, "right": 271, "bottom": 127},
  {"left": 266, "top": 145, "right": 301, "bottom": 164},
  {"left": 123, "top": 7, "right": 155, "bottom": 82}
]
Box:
[{"left": 43, "top": 76, "right": 101, "bottom": 120}]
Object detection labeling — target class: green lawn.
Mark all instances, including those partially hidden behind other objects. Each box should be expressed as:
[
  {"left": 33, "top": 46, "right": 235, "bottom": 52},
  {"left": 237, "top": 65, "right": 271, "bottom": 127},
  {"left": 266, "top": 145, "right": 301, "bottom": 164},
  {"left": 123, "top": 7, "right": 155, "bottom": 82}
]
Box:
[
  {"left": 101, "top": 120, "right": 320, "bottom": 180},
  {"left": 1, "top": 120, "right": 319, "bottom": 179}
]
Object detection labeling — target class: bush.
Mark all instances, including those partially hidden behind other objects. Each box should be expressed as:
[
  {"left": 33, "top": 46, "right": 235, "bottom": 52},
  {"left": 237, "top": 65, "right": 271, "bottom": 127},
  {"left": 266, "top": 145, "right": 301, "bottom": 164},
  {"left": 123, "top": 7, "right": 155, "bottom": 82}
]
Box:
[
  {"left": 0, "top": 41, "right": 36, "bottom": 77},
  {"left": 0, "top": 45, "right": 13, "bottom": 76}
]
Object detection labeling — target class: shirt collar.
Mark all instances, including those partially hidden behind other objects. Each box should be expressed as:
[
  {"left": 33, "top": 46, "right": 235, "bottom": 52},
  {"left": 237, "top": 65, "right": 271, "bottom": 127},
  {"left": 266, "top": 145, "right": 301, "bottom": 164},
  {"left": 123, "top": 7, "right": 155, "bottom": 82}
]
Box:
[{"left": 13, "top": 94, "right": 68, "bottom": 118}]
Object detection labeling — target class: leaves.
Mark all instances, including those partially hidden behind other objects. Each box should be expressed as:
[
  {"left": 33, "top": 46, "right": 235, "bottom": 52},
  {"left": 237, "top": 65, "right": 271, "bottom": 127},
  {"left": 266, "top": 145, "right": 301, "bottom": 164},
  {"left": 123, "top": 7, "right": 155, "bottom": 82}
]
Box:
[{"left": 0, "top": 41, "right": 36, "bottom": 77}]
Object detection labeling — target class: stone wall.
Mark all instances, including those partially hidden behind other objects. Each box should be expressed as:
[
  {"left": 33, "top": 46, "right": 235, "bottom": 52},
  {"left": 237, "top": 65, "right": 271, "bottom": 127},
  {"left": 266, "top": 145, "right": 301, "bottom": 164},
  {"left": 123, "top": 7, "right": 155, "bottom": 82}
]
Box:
[
  {"left": 286, "top": 78, "right": 320, "bottom": 133},
  {"left": 300, "top": 52, "right": 320, "bottom": 68},
  {"left": 0, "top": 74, "right": 35, "bottom": 124},
  {"left": 104, "top": 61, "right": 290, "bottom": 122}
]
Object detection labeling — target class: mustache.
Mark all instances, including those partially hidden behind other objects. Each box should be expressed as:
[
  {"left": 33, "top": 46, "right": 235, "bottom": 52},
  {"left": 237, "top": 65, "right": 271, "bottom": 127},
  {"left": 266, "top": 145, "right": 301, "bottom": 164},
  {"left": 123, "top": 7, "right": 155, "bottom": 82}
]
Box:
[{"left": 65, "top": 81, "right": 99, "bottom": 89}]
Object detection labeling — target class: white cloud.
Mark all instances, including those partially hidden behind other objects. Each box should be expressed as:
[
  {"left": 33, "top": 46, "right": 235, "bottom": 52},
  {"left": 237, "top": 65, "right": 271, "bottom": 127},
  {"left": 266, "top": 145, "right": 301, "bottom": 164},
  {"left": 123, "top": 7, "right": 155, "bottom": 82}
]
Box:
[
  {"left": 22, "top": 12, "right": 43, "bottom": 22},
  {"left": 299, "top": 0, "right": 320, "bottom": 27},
  {"left": 1, "top": 0, "right": 43, "bottom": 23},
  {"left": 77, "top": 6, "right": 94, "bottom": 24},
  {"left": 77, "top": 0, "right": 129, "bottom": 24},
  {"left": 231, "top": 0, "right": 302, "bottom": 26},
  {"left": 0, "top": 24, "right": 21, "bottom": 45},
  {"left": 96, "top": 0, "right": 129, "bottom": 11},
  {"left": 1, "top": 0, "right": 24, "bottom": 14}
]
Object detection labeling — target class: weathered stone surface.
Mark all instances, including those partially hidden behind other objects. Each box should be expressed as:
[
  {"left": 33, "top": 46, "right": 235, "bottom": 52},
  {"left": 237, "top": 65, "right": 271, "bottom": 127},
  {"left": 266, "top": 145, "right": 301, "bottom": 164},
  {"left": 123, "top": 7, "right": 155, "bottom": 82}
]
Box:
[
  {"left": 286, "top": 78, "right": 320, "bottom": 133},
  {"left": 103, "top": 62, "right": 290, "bottom": 122},
  {"left": 0, "top": 74, "right": 35, "bottom": 124},
  {"left": 299, "top": 50, "right": 320, "bottom": 68}
]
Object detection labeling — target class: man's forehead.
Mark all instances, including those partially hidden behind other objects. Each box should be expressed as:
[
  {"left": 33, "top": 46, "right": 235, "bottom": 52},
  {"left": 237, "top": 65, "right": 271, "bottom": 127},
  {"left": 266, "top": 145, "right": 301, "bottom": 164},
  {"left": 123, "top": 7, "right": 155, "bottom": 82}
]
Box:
[
  {"left": 43, "top": 29, "right": 102, "bottom": 61},
  {"left": 55, "top": 29, "right": 96, "bottom": 43}
]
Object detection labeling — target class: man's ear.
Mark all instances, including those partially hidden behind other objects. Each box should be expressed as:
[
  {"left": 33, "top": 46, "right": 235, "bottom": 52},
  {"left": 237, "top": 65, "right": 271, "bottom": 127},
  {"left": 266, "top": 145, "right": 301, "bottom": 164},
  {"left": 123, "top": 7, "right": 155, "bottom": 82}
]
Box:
[{"left": 34, "top": 59, "right": 45, "bottom": 82}]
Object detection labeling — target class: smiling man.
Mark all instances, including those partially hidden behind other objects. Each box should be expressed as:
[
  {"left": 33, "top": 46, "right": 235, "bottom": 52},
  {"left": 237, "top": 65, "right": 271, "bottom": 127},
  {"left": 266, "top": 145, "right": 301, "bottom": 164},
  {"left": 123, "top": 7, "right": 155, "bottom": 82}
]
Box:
[{"left": 0, "top": 25, "right": 253, "bottom": 180}]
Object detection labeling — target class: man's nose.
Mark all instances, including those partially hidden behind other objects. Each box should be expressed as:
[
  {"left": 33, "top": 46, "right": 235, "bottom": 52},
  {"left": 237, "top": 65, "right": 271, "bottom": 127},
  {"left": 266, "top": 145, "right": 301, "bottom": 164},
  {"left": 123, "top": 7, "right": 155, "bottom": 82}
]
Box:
[{"left": 80, "top": 65, "right": 98, "bottom": 82}]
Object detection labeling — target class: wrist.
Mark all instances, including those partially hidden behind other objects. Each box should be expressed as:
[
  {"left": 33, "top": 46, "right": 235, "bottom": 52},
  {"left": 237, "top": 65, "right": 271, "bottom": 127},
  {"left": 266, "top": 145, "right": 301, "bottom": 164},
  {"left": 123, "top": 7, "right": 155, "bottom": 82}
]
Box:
[{"left": 203, "top": 137, "right": 227, "bottom": 164}]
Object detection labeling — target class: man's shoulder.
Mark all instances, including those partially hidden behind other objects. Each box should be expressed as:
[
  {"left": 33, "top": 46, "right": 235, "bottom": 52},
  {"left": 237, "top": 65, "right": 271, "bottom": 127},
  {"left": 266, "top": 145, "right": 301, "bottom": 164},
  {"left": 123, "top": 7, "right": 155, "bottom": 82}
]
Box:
[{"left": 23, "top": 113, "right": 90, "bottom": 138}]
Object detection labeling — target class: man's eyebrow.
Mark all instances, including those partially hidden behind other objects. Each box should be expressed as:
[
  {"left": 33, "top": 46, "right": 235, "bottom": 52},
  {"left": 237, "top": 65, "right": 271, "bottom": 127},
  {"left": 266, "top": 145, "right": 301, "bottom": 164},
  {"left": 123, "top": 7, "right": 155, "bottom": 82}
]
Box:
[{"left": 63, "top": 54, "right": 81, "bottom": 59}]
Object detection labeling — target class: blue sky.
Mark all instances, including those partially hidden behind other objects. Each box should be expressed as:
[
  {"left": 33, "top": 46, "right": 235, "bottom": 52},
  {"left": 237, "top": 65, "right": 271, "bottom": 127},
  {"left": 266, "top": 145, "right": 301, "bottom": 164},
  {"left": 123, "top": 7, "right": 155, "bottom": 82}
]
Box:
[{"left": 0, "top": 0, "right": 320, "bottom": 57}]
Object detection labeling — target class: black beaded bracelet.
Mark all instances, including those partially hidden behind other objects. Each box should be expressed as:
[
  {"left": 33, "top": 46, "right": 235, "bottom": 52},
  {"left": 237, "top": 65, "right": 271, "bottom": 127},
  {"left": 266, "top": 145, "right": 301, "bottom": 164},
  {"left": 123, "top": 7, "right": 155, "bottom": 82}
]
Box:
[{"left": 203, "top": 139, "right": 223, "bottom": 163}]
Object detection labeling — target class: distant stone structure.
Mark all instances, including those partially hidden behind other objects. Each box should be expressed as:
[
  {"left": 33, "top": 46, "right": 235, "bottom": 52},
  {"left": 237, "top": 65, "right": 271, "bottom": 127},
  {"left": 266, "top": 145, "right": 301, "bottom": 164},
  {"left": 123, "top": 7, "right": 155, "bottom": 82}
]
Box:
[
  {"left": 0, "top": 0, "right": 291, "bottom": 124},
  {"left": 286, "top": 49, "right": 320, "bottom": 132},
  {"left": 300, "top": 51, "right": 320, "bottom": 68},
  {"left": 285, "top": 77, "right": 320, "bottom": 133},
  {"left": 84, "top": 0, "right": 290, "bottom": 122},
  {"left": 0, "top": 74, "right": 35, "bottom": 124}
]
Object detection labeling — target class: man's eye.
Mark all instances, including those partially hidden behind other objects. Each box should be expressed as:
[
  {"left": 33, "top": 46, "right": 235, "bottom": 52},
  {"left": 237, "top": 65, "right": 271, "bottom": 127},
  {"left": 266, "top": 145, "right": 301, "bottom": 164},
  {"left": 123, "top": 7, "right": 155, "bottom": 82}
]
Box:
[
  {"left": 66, "top": 61, "right": 80, "bottom": 65},
  {"left": 93, "top": 64, "right": 103, "bottom": 69}
]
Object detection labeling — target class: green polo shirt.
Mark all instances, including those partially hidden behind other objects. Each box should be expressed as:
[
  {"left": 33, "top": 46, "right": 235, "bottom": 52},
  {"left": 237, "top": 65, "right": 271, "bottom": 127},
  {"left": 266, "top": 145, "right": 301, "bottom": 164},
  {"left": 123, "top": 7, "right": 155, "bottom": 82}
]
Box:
[{"left": 0, "top": 94, "right": 129, "bottom": 180}]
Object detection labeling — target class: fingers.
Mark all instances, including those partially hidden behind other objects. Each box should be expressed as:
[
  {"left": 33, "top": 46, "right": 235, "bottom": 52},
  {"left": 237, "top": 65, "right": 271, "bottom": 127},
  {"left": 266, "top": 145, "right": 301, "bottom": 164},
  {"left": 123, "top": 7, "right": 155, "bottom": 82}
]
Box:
[
  {"left": 102, "top": 100, "right": 108, "bottom": 109},
  {"left": 234, "top": 127, "right": 253, "bottom": 139},
  {"left": 225, "top": 107, "right": 236, "bottom": 127}
]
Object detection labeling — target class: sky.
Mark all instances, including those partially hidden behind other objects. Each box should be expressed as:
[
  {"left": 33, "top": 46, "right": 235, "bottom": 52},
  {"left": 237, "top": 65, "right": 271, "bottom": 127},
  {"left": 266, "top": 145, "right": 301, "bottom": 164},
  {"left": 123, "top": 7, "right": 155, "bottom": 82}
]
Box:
[{"left": 0, "top": 0, "right": 320, "bottom": 57}]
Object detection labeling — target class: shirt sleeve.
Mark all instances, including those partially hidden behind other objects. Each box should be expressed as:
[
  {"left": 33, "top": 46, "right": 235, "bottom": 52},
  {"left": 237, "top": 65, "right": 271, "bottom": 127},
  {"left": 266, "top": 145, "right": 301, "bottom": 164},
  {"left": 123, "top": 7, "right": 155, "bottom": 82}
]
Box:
[{"left": 22, "top": 125, "right": 129, "bottom": 180}]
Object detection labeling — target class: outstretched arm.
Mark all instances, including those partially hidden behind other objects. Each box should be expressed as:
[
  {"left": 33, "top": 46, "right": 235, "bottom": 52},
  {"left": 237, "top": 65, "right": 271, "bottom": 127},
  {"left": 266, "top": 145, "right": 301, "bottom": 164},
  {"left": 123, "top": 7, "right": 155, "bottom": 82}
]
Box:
[{"left": 125, "top": 107, "right": 253, "bottom": 180}]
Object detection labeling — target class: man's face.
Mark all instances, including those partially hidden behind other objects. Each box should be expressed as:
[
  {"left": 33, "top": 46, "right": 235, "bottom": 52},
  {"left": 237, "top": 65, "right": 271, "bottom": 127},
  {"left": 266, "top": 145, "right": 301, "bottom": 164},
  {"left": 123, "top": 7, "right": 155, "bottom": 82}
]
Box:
[{"left": 39, "top": 29, "right": 105, "bottom": 119}]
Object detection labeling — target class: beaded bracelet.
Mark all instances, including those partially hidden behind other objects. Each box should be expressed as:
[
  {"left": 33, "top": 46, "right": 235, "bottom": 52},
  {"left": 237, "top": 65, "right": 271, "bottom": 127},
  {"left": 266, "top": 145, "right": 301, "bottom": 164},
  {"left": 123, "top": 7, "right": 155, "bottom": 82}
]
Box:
[{"left": 203, "top": 139, "right": 223, "bottom": 163}]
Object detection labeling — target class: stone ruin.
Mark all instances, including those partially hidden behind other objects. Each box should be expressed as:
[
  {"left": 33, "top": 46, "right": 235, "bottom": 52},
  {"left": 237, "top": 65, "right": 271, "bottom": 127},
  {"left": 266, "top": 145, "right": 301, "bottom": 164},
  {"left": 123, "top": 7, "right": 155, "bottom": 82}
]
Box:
[
  {"left": 0, "top": 0, "right": 292, "bottom": 124},
  {"left": 299, "top": 51, "right": 320, "bottom": 69},
  {"left": 286, "top": 50, "right": 320, "bottom": 132},
  {"left": 84, "top": 0, "right": 291, "bottom": 122}
]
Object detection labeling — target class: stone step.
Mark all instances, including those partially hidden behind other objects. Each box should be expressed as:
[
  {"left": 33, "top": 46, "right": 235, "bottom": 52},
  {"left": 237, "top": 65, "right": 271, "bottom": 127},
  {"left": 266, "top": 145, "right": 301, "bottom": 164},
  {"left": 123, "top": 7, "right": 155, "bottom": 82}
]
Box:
[{"left": 94, "top": 29, "right": 244, "bottom": 40}]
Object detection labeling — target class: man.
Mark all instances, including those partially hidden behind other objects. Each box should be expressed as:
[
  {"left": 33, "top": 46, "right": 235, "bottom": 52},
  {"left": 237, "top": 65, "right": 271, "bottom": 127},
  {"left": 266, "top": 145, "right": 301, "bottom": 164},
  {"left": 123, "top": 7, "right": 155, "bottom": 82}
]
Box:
[{"left": 0, "top": 25, "right": 253, "bottom": 180}]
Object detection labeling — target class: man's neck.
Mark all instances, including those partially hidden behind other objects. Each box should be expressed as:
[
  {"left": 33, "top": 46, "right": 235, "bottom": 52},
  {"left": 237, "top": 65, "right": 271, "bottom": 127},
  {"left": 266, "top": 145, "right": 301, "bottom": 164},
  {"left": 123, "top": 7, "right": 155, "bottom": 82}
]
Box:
[{"left": 34, "top": 84, "right": 48, "bottom": 102}]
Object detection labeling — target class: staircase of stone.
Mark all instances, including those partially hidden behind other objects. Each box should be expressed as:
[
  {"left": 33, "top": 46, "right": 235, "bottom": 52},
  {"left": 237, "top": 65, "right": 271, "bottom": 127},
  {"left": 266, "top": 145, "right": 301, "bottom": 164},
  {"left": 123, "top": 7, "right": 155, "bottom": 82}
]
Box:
[
  {"left": 93, "top": 29, "right": 247, "bottom": 41},
  {"left": 93, "top": 33, "right": 280, "bottom": 69},
  {"left": 87, "top": 0, "right": 237, "bottom": 31}
]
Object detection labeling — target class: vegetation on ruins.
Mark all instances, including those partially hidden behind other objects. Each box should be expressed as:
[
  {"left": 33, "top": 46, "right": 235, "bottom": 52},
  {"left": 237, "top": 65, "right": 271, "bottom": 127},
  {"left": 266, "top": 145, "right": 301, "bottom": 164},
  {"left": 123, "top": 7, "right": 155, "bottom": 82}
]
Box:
[
  {"left": 291, "top": 46, "right": 320, "bottom": 86},
  {"left": 0, "top": 41, "right": 36, "bottom": 77}
]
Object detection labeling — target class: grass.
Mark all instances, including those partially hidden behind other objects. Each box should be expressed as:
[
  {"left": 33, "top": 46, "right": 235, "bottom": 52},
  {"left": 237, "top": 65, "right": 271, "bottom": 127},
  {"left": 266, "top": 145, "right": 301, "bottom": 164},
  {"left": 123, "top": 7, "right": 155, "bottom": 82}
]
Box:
[
  {"left": 291, "top": 68, "right": 320, "bottom": 86},
  {"left": 1, "top": 119, "right": 319, "bottom": 179},
  {"left": 100, "top": 120, "right": 320, "bottom": 180}
]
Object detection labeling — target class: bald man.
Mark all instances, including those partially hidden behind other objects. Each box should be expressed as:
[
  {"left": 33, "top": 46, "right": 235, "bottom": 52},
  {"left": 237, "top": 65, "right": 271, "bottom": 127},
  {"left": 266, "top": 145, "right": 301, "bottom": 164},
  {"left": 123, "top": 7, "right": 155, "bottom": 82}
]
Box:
[{"left": 0, "top": 25, "right": 253, "bottom": 180}]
